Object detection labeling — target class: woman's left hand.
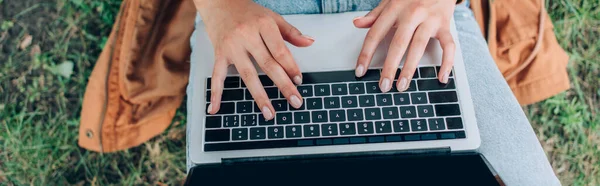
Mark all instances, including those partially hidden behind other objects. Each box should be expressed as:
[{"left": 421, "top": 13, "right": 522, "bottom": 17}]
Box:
[{"left": 353, "top": 0, "right": 457, "bottom": 92}]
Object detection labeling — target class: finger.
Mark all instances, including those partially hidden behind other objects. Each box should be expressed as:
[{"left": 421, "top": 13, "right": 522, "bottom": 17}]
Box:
[
  {"left": 379, "top": 17, "right": 423, "bottom": 92},
  {"left": 233, "top": 54, "right": 276, "bottom": 120},
  {"left": 397, "top": 23, "right": 437, "bottom": 92},
  {"left": 436, "top": 30, "right": 455, "bottom": 84},
  {"left": 260, "top": 22, "right": 303, "bottom": 85},
  {"left": 355, "top": 5, "right": 398, "bottom": 77},
  {"left": 353, "top": 0, "right": 388, "bottom": 28},
  {"left": 208, "top": 57, "right": 229, "bottom": 114},
  {"left": 271, "top": 14, "right": 314, "bottom": 47}
]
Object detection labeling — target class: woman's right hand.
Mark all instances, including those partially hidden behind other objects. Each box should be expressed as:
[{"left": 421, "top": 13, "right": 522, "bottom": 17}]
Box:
[{"left": 194, "top": 0, "right": 314, "bottom": 120}]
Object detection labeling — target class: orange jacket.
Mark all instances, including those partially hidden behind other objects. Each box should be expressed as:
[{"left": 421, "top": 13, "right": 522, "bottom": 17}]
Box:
[{"left": 78, "top": 0, "right": 569, "bottom": 152}]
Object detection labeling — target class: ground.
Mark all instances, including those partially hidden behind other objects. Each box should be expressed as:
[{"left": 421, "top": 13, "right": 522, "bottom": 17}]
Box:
[{"left": 0, "top": 0, "right": 598, "bottom": 185}]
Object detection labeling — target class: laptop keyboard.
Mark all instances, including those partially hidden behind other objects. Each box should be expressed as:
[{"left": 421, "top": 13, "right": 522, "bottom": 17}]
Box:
[{"left": 202, "top": 66, "right": 465, "bottom": 151}]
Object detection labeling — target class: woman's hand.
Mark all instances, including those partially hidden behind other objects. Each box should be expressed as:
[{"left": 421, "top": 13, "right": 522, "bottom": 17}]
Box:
[
  {"left": 353, "top": 0, "right": 457, "bottom": 92},
  {"left": 194, "top": 0, "right": 314, "bottom": 120}
]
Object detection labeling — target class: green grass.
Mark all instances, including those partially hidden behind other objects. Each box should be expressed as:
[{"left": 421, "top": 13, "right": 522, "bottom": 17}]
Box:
[{"left": 0, "top": 0, "right": 598, "bottom": 185}]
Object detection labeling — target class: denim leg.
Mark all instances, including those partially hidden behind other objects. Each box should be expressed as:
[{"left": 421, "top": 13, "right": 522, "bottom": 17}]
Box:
[{"left": 453, "top": 5, "right": 561, "bottom": 186}]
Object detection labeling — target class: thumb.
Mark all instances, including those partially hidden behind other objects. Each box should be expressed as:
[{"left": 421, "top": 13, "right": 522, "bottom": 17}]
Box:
[{"left": 273, "top": 15, "right": 314, "bottom": 47}]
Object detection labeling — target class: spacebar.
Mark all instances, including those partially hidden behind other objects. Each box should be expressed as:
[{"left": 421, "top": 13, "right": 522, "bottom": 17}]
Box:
[{"left": 205, "top": 140, "right": 300, "bottom": 151}]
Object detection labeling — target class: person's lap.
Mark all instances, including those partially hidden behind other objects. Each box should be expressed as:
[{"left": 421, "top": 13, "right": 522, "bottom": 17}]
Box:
[{"left": 188, "top": 2, "right": 560, "bottom": 185}]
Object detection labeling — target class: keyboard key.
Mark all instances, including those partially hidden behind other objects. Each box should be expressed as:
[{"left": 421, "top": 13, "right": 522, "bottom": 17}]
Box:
[
  {"left": 440, "top": 132, "right": 456, "bottom": 139},
  {"left": 298, "top": 140, "right": 314, "bottom": 146},
  {"left": 204, "top": 140, "right": 297, "bottom": 151},
  {"left": 365, "top": 82, "right": 381, "bottom": 93},
  {"left": 249, "top": 127, "right": 266, "bottom": 140},
  {"left": 339, "top": 123, "right": 357, "bottom": 135},
  {"left": 245, "top": 89, "right": 253, "bottom": 100},
  {"left": 224, "top": 77, "right": 241, "bottom": 88},
  {"left": 293, "top": 112, "right": 311, "bottom": 124},
  {"left": 302, "top": 70, "right": 357, "bottom": 84},
  {"left": 446, "top": 117, "right": 464, "bottom": 129},
  {"left": 321, "top": 124, "right": 339, "bottom": 136},
  {"left": 205, "top": 116, "right": 221, "bottom": 128},
  {"left": 348, "top": 83, "right": 365, "bottom": 94},
  {"left": 411, "top": 93, "right": 428, "bottom": 104},
  {"left": 314, "top": 85, "right": 331, "bottom": 96},
  {"left": 207, "top": 102, "right": 235, "bottom": 115},
  {"left": 393, "top": 93, "right": 410, "bottom": 105},
  {"left": 404, "top": 134, "right": 421, "bottom": 141},
  {"left": 329, "top": 110, "right": 346, "bottom": 122},
  {"left": 276, "top": 112, "right": 293, "bottom": 125},
  {"left": 206, "top": 78, "right": 212, "bottom": 89},
  {"left": 435, "top": 104, "right": 461, "bottom": 116},
  {"left": 237, "top": 101, "right": 253, "bottom": 113},
  {"left": 267, "top": 126, "right": 284, "bottom": 139},
  {"left": 360, "top": 69, "right": 381, "bottom": 81},
  {"left": 220, "top": 89, "right": 244, "bottom": 101},
  {"left": 324, "top": 97, "right": 341, "bottom": 109},
  {"left": 436, "top": 66, "right": 453, "bottom": 77},
  {"left": 386, "top": 135, "right": 403, "bottom": 142},
  {"left": 303, "top": 125, "right": 321, "bottom": 137},
  {"left": 364, "top": 108, "right": 382, "bottom": 120},
  {"left": 341, "top": 96, "right": 358, "bottom": 108},
  {"left": 333, "top": 138, "right": 350, "bottom": 144},
  {"left": 264, "top": 87, "right": 279, "bottom": 99},
  {"left": 368, "top": 136, "right": 385, "bottom": 143},
  {"left": 428, "top": 118, "right": 446, "bottom": 131},
  {"left": 297, "top": 85, "right": 313, "bottom": 97},
  {"left": 428, "top": 91, "right": 458, "bottom": 103},
  {"left": 272, "top": 99, "right": 288, "bottom": 111},
  {"left": 331, "top": 84, "right": 348, "bottom": 95},
  {"left": 375, "top": 121, "right": 392, "bottom": 133},
  {"left": 417, "top": 105, "right": 435, "bottom": 117},
  {"left": 347, "top": 109, "right": 364, "bottom": 121},
  {"left": 259, "top": 75, "right": 274, "bottom": 86},
  {"left": 358, "top": 95, "right": 376, "bottom": 107},
  {"left": 394, "top": 68, "right": 419, "bottom": 79},
  {"left": 357, "top": 122, "right": 374, "bottom": 134},
  {"left": 421, "top": 133, "right": 437, "bottom": 140},
  {"left": 289, "top": 100, "right": 306, "bottom": 111},
  {"left": 406, "top": 80, "right": 417, "bottom": 92},
  {"left": 417, "top": 78, "right": 456, "bottom": 91},
  {"left": 381, "top": 107, "right": 400, "bottom": 119},
  {"left": 223, "top": 115, "right": 239, "bottom": 127},
  {"left": 376, "top": 94, "right": 393, "bottom": 106},
  {"left": 350, "top": 137, "right": 367, "bottom": 144},
  {"left": 285, "top": 126, "right": 302, "bottom": 138},
  {"left": 258, "top": 114, "right": 274, "bottom": 126},
  {"left": 232, "top": 128, "right": 248, "bottom": 141},
  {"left": 419, "top": 67, "right": 437, "bottom": 78},
  {"left": 399, "top": 106, "right": 417, "bottom": 118},
  {"left": 393, "top": 120, "right": 410, "bottom": 132},
  {"left": 205, "top": 129, "right": 230, "bottom": 142},
  {"left": 457, "top": 131, "right": 466, "bottom": 138},
  {"left": 306, "top": 98, "right": 323, "bottom": 110},
  {"left": 316, "top": 139, "right": 333, "bottom": 145},
  {"left": 311, "top": 111, "right": 328, "bottom": 123},
  {"left": 410, "top": 119, "right": 428, "bottom": 131},
  {"left": 240, "top": 114, "right": 257, "bottom": 126}
]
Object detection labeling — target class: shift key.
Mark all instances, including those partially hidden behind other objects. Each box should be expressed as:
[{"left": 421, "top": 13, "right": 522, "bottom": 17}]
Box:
[{"left": 417, "top": 79, "right": 455, "bottom": 91}]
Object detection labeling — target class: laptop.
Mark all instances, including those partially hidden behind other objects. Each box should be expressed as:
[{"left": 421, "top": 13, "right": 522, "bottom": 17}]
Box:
[{"left": 185, "top": 11, "right": 499, "bottom": 185}]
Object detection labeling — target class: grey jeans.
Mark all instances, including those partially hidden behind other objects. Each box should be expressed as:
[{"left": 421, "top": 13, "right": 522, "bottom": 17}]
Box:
[{"left": 188, "top": 1, "right": 561, "bottom": 185}]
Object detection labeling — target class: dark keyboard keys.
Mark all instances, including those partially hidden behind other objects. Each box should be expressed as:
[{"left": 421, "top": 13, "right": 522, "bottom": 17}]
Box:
[
  {"left": 321, "top": 124, "right": 339, "bottom": 136},
  {"left": 419, "top": 67, "right": 437, "bottom": 78},
  {"left": 285, "top": 126, "right": 302, "bottom": 138},
  {"left": 258, "top": 114, "right": 274, "bottom": 126},
  {"left": 368, "top": 136, "right": 385, "bottom": 143},
  {"left": 428, "top": 118, "right": 446, "bottom": 131},
  {"left": 435, "top": 104, "right": 461, "bottom": 116},
  {"left": 349, "top": 83, "right": 366, "bottom": 94},
  {"left": 224, "top": 77, "right": 241, "bottom": 88},
  {"left": 205, "top": 116, "right": 221, "bottom": 128},
  {"left": 417, "top": 78, "right": 456, "bottom": 91},
  {"left": 314, "top": 85, "right": 331, "bottom": 96},
  {"left": 400, "top": 106, "right": 417, "bottom": 118},
  {"left": 359, "top": 69, "right": 381, "bottom": 81},
  {"left": 347, "top": 109, "right": 364, "bottom": 121},
  {"left": 365, "top": 82, "right": 381, "bottom": 93},
  {"left": 358, "top": 95, "right": 376, "bottom": 107},
  {"left": 333, "top": 138, "right": 350, "bottom": 144},
  {"left": 341, "top": 96, "right": 358, "bottom": 108},
  {"left": 404, "top": 134, "right": 421, "bottom": 141},
  {"left": 350, "top": 137, "right": 367, "bottom": 143},
  {"left": 436, "top": 66, "right": 453, "bottom": 77},
  {"left": 267, "top": 126, "right": 284, "bottom": 139},
  {"left": 440, "top": 132, "right": 456, "bottom": 139},
  {"left": 421, "top": 133, "right": 437, "bottom": 140},
  {"left": 457, "top": 131, "right": 466, "bottom": 138},
  {"left": 293, "top": 112, "right": 311, "bottom": 124},
  {"left": 276, "top": 112, "right": 293, "bottom": 125},
  {"left": 206, "top": 91, "right": 211, "bottom": 102},
  {"left": 223, "top": 115, "right": 239, "bottom": 127},
  {"left": 289, "top": 100, "right": 306, "bottom": 111},
  {"left": 303, "top": 125, "right": 321, "bottom": 137},
  {"left": 205, "top": 129, "right": 230, "bottom": 142},
  {"left": 250, "top": 127, "right": 266, "bottom": 140},
  {"left": 237, "top": 101, "right": 253, "bottom": 113},
  {"left": 381, "top": 107, "right": 400, "bottom": 119},
  {"left": 206, "top": 78, "right": 212, "bottom": 89},
  {"left": 298, "top": 140, "right": 314, "bottom": 146},
  {"left": 411, "top": 93, "right": 428, "bottom": 104},
  {"left": 393, "top": 120, "right": 410, "bottom": 132},
  {"left": 272, "top": 99, "right": 288, "bottom": 111},
  {"left": 265, "top": 87, "right": 279, "bottom": 99},
  {"left": 232, "top": 128, "right": 248, "bottom": 141},
  {"left": 417, "top": 105, "right": 435, "bottom": 117},
  {"left": 302, "top": 70, "right": 357, "bottom": 84},
  {"left": 297, "top": 85, "right": 313, "bottom": 97},
  {"left": 329, "top": 110, "right": 346, "bottom": 122},
  {"left": 393, "top": 93, "right": 410, "bottom": 105},
  {"left": 406, "top": 80, "right": 417, "bottom": 92},
  {"left": 339, "top": 123, "right": 357, "bottom": 135},
  {"left": 410, "top": 119, "right": 428, "bottom": 131},
  {"left": 386, "top": 135, "right": 403, "bottom": 142},
  {"left": 259, "top": 75, "right": 274, "bottom": 86},
  {"left": 324, "top": 97, "right": 341, "bottom": 109},
  {"left": 306, "top": 98, "right": 323, "bottom": 110},
  {"left": 376, "top": 94, "right": 393, "bottom": 106},
  {"left": 311, "top": 111, "right": 328, "bottom": 123},
  {"left": 446, "top": 117, "right": 464, "bottom": 129},
  {"left": 357, "top": 122, "right": 375, "bottom": 134},
  {"left": 316, "top": 139, "right": 333, "bottom": 145},
  {"left": 240, "top": 114, "right": 257, "bottom": 126},
  {"left": 428, "top": 91, "right": 458, "bottom": 103},
  {"left": 331, "top": 84, "right": 348, "bottom": 95},
  {"left": 207, "top": 102, "right": 235, "bottom": 114},
  {"left": 245, "top": 89, "right": 253, "bottom": 100},
  {"left": 221, "top": 89, "right": 244, "bottom": 101},
  {"left": 364, "top": 108, "right": 382, "bottom": 120},
  {"left": 375, "top": 121, "right": 393, "bottom": 133}
]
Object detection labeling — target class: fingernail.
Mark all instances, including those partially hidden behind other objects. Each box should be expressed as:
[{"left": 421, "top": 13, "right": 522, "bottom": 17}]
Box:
[
  {"left": 290, "top": 95, "right": 303, "bottom": 108},
  {"left": 302, "top": 35, "right": 314, "bottom": 41},
  {"left": 293, "top": 75, "right": 303, "bottom": 85},
  {"left": 355, "top": 65, "right": 365, "bottom": 77},
  {"left": 398, "top": 77, "right": 408, "bottom": 92},
  {"left": 261, "top": 106, "right": 273, "bottom": 120},
  {"left": 381, "top": 78, "right": 391, "bottom": 92},
  {"left": 207, "top": 103, "right": 213, "bottom": 114},
  {"left": 441, "top": 71, "right": 449, "bottom": 84},
  {"left": 353, "top": 16, "right": 364, "bottom": 21}
]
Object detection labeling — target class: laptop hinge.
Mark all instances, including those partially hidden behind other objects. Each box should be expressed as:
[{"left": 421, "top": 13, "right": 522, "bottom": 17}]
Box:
[{"left": 222, "top": 147, "right": 451, "bottom": 164}]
